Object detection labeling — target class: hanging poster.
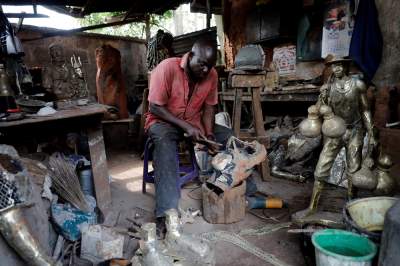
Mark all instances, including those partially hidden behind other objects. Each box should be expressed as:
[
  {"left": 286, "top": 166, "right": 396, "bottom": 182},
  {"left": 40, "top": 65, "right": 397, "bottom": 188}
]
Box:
[
  {"left": 321, "top": 0, "right": 354, "bottom": 58},
  {"left": 273, "top": 45, "right": 296, "bottom": 76}
]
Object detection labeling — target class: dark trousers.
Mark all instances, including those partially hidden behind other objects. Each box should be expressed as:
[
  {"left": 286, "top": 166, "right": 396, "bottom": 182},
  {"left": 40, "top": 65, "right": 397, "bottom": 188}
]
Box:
[{"left": 148, "top": 122, "right": 232, "bottom": 217}]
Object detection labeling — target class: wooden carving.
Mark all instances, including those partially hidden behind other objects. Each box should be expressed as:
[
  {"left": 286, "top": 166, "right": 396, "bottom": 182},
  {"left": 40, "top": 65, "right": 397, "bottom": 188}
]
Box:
[{"left": 95, "top": 44, "right": 128, "bottom": 119}]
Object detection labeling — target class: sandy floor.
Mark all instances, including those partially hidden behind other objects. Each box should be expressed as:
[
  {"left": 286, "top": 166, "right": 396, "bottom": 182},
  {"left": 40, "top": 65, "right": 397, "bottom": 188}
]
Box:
[{"left": 106, "top": 149, "right": 314, "bottom": 266}]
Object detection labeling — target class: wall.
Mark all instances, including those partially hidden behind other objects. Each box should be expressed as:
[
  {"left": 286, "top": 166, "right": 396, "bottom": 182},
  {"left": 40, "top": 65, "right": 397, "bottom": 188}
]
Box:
[
  {"left": 374, "top": 0, "right": 400, "bottom": 87},
  {"left": 17, "top": 26, "right": 147, "bottom": 105}
]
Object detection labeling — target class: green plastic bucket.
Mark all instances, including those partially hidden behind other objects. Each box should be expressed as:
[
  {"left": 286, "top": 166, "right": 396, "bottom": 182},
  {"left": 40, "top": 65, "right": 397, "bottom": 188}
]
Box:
[{"left": 312, "top": 229, "right": 377, "bottom": 266}]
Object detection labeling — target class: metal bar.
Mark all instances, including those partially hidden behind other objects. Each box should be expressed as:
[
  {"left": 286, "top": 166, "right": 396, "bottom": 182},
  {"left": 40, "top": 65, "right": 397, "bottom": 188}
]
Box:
[{"left": 206, "top": 0, "right": 211, "bottom": 28}]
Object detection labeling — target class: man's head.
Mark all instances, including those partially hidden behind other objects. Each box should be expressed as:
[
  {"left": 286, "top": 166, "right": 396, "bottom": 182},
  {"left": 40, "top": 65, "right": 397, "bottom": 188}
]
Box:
[
  {"left": 48, "top": 43, "right": 65, "bottom": 64},
  {"left": 331, "top": 62, "right": 348, "bottom": 78},
  {"left": 187, "top": 39, "right": 217, "bottom": 81},
  {"left": 325, "top": 55, "right": 351, "bottom": 79}
]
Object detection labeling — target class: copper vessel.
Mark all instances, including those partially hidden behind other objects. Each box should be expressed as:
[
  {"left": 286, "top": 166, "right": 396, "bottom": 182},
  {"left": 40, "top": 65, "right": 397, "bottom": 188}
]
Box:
[
  {"left": 374, "top": 154, "right": 396, "bottom": 195},
  {"left": 299, "top": 105, "right": 322, "bottom": 138},
  {"left": 320, "top": 105, "right": 346, "bottom": 138},
  {"left": 352, "top": 158, "right": 378, "bottom": 190}
]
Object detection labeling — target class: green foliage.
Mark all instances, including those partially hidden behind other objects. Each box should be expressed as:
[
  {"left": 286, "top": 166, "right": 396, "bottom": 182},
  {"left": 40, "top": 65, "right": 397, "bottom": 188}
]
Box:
[{"left": 78, "top": 11, "right": 173, "bottom": 39}]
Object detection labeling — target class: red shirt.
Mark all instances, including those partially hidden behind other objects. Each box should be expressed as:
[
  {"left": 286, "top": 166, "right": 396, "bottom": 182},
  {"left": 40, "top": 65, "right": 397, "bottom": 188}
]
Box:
[{"left": 145, "top": 53, "right": 218, "bottom": 134}]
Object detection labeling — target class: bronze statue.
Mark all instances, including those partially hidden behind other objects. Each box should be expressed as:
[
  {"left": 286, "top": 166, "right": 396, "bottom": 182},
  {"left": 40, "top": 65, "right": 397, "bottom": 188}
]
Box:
[
  {"left": 294, "top": 56, "right": 378, "bottom": 220},
  {"left": 42, "top": 43, "right": 87, "bottom": 100}
]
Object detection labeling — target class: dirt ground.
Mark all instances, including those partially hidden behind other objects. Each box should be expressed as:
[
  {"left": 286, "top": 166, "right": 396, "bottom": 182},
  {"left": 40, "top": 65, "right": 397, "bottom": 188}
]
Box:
[{"left": 106, "top": 149, "right": 347, "bottom": 266}]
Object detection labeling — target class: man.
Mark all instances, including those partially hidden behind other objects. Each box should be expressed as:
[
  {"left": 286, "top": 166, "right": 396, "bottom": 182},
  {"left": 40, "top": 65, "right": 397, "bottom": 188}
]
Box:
[
  {"left": 145, "top": 39, "right": 218, "bottom": 236},
  {"left": 294, "top": 56, "right": 377, "bottom": 220}
]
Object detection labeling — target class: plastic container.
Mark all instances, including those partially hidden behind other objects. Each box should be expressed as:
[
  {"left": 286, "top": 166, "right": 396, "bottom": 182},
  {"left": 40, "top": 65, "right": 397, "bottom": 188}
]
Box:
[
  {"left": 78, "top": 166, "right": 94, "bottom": 197},
  {"left": 312, "top": 229, "right": 377, "bottom": 266}
]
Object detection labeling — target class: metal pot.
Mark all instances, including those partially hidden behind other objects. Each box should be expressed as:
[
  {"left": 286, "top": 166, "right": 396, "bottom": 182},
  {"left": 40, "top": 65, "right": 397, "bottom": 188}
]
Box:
[
  {"left": 374, "top": 154, "right": 396, "bottom": 196},
  {"left": 343, "top": 197, "right": 398, "bottom": 243},
  {"left": 15, "top": 98, "right": 46, "bottom": 113},
  {"left": 299, "top": 105, "right": 322, "bottom": 138},
  {"left": 320, "top": 105, "right": 346, "bottom": 138},
  {"left": 352, "top": 158, "right": 378, "bottom": 190}
]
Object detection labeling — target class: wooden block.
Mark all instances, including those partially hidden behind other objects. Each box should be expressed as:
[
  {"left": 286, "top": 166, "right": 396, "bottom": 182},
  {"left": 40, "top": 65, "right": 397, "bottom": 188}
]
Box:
[
  {"left": 202, "top": 181, "right": 246, "bottom": 224},
  {"left": 231, "top": 74, "right": 266, "bottom": 88}
]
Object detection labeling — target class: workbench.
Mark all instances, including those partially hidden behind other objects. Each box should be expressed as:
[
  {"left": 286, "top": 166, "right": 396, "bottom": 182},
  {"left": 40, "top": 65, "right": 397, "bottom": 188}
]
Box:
[{"left": 0, "top": 103, "right": 112, "bottom": 217}]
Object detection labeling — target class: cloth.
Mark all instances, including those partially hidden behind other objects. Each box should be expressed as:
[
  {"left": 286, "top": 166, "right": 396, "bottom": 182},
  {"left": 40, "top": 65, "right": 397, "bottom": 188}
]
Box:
[
  {"left": 145, "top": 53, "right": 218, "bottom": 135},
  {"left": 349, "top": 0, "right": 383, "bottom": 81},
  {"left": 314, "top": 124, "right": 365, "bottom": 180},
  {"left": 148, "top": 122, "right": 232, "bottom": 217}
]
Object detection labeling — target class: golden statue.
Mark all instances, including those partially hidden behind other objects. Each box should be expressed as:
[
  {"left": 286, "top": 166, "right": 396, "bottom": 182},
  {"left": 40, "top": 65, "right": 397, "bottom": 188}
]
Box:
[{"left": 294, "top": 56, "right": 378, "bottom": 220}]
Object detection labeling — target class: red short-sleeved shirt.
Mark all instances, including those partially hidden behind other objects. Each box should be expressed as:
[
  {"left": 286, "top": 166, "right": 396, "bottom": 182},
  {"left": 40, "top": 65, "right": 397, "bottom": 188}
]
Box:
[{"left": 144, "top": 53, "right": 218, "bottom": 134}]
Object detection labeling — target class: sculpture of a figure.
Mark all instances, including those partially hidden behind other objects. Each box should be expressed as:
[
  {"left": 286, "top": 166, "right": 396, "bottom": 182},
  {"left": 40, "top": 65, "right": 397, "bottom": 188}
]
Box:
[
  {"left": 95, "top": 44, "right": 128, "bottom": 119},
  {"left": 294, "top": 56, "right": 377, "bottom": 220},
  {"left": 42, "top": 43, "right": 87, "bottom": 100}
]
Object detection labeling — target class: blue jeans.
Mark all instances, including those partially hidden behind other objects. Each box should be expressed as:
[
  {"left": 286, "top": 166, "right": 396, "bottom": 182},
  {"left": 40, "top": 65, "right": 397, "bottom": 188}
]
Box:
[{"left": 148, "top": 122, "right": 234, "bottom": 217}]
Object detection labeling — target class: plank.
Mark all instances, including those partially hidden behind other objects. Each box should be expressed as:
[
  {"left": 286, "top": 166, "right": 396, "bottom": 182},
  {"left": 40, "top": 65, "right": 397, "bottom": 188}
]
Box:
[
  {"left": 87, "top": 123, "right": 112, "bottom": 217},
  {"left": 231, "top": 74, "right": 265, "bottom": 88},
  {"left": 0, "top": 104, "right": 106, "bottom": 128}
]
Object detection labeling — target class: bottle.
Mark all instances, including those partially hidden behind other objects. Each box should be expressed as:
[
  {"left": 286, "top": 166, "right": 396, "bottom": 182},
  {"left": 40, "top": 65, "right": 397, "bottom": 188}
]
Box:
[
  {"left": 320, "top": 105, "right": 346, "bottom": 138},
  {"left": 299, "top": 105, "right": 322, "bottom": 138}
]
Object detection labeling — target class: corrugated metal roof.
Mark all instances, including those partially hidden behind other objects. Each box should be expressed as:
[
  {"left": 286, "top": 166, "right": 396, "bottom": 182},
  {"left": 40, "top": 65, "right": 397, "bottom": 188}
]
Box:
[
  {"left": 1, "top": 0, "right": 190, "bottom": 17},
  {"left": 172, "top": 27, "right": 217, "bottom": 56}
]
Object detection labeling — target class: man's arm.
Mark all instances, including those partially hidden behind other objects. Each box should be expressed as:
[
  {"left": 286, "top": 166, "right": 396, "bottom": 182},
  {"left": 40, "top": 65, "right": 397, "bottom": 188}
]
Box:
[
  {"left": 357, "top": 80, "right": 377, "bottom": 147},
  {"left": 149, "top": 103, "right": 204, "bottom": 140},
  {"left": 202, "top": 104, "right": 216, "bottom": 139}
]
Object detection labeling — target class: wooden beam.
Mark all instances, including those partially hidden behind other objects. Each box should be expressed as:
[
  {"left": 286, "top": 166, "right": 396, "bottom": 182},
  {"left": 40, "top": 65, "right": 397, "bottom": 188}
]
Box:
[
  {"left": 21, "top": 18, "right": 142, "bottom": 42},
  {"left": 5, "top": 13, "right": 49, "bottom": 18}
]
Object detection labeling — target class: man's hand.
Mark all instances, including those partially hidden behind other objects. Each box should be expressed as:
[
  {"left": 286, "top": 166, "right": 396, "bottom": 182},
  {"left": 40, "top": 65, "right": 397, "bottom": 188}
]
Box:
[
  {"left": 205, "top": 134, "right": 220, "bottom": 155},
  {"left": 183, "top": 124, "right": 204, "bottom": 141}
]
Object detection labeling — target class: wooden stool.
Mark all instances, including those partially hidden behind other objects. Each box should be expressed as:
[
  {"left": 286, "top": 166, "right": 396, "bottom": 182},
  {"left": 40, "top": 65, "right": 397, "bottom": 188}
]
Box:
[{"left": 229, "top": 70, "right": 270, "bottom": 181}]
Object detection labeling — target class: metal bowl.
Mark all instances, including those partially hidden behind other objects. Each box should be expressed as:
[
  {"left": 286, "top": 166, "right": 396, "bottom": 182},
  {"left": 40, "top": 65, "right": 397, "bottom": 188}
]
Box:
[
  {"left": 16, "top": 98, "right": 46, "bottom": 113},
  {"left": 343, "top": 197, "right": 398, "bottom": 242}
]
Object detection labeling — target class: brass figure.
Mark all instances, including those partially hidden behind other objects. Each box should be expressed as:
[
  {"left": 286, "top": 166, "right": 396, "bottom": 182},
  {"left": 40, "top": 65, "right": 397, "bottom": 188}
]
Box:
[
  {"left": 42, "top": 43, "right": 87, "bottom": 100},
  {"left": 295, "top": 56, "right": 377, "bottom": 220}
]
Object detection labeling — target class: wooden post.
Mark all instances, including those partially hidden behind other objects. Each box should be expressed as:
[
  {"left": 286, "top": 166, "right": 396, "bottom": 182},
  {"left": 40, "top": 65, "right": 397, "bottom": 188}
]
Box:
[
  {"left": 232, "top": 88, "right": 243, "bottom": 137},
  {"left": 138, "top": 88, "right": 149, "bottom": 149},
  {"left": 252, "top": 87, "right": 271, "bottom": 181},
  {"left": 230, "top": 72, "right": 271, "bottom": 181}
]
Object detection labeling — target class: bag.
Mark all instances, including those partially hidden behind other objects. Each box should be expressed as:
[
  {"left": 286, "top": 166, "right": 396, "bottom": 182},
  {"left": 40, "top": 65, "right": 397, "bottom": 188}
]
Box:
[{"left": 209, "top": 137, "right": 266, "bottom": 191}]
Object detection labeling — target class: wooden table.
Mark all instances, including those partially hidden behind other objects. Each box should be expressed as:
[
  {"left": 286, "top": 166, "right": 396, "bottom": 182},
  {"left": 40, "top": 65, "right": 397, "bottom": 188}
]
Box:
[{"left": 0, "top": 104, "right": 112, "bottom": 217}]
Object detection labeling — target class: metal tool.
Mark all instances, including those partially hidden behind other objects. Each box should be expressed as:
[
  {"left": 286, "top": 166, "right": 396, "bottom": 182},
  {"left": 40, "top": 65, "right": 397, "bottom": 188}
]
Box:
[{"left": 183, "top": 133, "right": 223, "bottom": 147}]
